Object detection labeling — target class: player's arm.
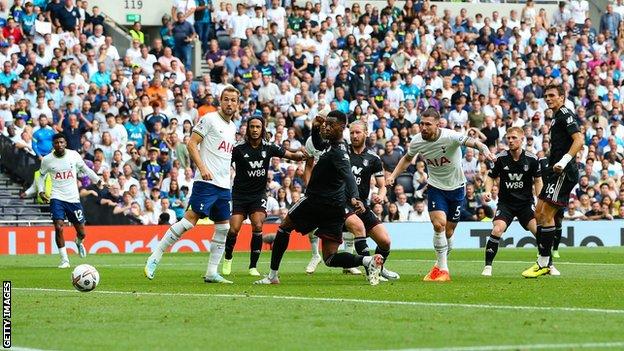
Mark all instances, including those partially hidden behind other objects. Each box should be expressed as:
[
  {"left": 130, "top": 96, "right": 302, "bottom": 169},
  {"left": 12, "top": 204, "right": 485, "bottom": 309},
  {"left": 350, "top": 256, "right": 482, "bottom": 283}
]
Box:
[
  {"left": 483, "top": 158, "right": 499, "bottom": 202},
  {"left": 335, "top": 150, "right": 364, "bottom": 213},
  {"left": 37, "top": 160, "right": 50, "bottom": 203},
  {"left": 188, "top": 120, "right": 213, "bottom": 181},
  {"left": 533, "top": 176, "right": 543, "bottom": 197},
  {"left": 311, "top": 116, "right": 329, "bottom": 150},
  {"left": 554, "top": 132, "right": 583, "bottom": 173},
  {"left": 464, "top": 136, "right": 495, "bottom": 162},
  {"left": 372, "top": 175, "right": 387, "bottom": 204},
  {"left": 283, "top": 149, "right": 307, "bottom": 162},
  {"left": 302, "top": 157, "right": 314, "bottom": 185},
  {"left": 387, "top": 152, "right": 414, "bottom": 186},
  {"left": 76, "top": 154, "right": 103, "bottom": 186}
]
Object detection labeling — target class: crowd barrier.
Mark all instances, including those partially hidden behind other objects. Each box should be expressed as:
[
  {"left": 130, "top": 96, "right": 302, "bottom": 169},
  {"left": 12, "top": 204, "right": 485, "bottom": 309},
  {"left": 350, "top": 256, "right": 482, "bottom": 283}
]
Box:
[
  {"left": 0, "top": 135, "right": 40, "bottom": 186},
  {"left": 1, "top": 220, "right": 623, "bottom": 255}
]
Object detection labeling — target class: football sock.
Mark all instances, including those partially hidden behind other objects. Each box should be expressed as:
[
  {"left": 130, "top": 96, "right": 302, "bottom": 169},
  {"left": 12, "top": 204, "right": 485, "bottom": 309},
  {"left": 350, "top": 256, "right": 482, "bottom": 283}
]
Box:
[
  {"left": 553, "top": 226, "right": 562, "bottom": 251},
  {"left": 152, "top": 218, "right": 193, "bottom": 261},
  {"left": 249, "top": 231, "right": 263, "bottom": 269},
  {"left": 205, "top": 223, "right": 229, "bottom": 277},
  {"left": 342, "top": 232, "right": 355, "bottom": 254},
  {"left": 308, "top": 233, "right": 320, "bottom": 257},
  {"left": 433, "top": 231, "right": 448, "bottom": 271},
  {"left": 536, "top": 225, "right": 555, "bottom": 268},
  {"left": 375, "top": 246, "right": 390, "bottom": 263},
  {"left": 271, "top": 227, "right": 290, "bottom": 271},
  {"left": 59, "top": 247, "right": 68, "bottom": 261},
  {"left": 485, "top": 235, "right": 500, "bottom": 266},
  {"left": 447, "top": 235, "right": 454, "bottom": 256},
  {"left": 324, "top": 252, "right": 363, "bottom": 268},
  {"left": 224, "top": 230, "right": 237, "bottom": 260},
  {"left": 354, "top": 237, "right": 370, "bottom": 256}
]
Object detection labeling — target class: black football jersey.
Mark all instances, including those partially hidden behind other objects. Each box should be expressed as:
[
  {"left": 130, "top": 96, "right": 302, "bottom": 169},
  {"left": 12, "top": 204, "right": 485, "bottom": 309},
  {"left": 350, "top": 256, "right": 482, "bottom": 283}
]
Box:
[
  {"left": 349, "top": 146, "right": 384, "bottom": 204},
  {"left": 488, "top": 149, "right": 541, "bottom": 206},
  {"left": 549, "top": 106, "right": 580, "bottom": 175},
  {"left": 231, "top": 140, "right": 286, "bottom": 200}
]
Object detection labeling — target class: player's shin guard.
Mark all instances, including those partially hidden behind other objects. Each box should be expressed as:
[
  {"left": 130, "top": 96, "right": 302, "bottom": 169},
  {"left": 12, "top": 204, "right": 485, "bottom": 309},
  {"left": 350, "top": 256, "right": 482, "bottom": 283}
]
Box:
[
  {"left": 325, "top": 252, "right": 363, "bottom": 268},
  {"left": 205, "top": 223, "right": 229, "bottom": 277},
  {"left": 153, "top": 218, "right": 194, "bottom": 261},
  {"left": 433, "top": 231, "right": 449, "bottom": 271},
  {"left": 553, "top": 226, "right": 562, "bottom": 251},
  {"left": 354, "top": 237, "right": 370, "bottom": 256},
  {"left": 270, "top": 227, "right": 291, "bottom": 277},
  {"left": 536, "top": 225, "right": 555, "bottom": 267},
  {"left": 342, "top": 232, "right": 355, "bottom": 254},
  {"left": 485, "top": 235, "right": 499, "bottom": 266},
  {"left": 249, "top": 231, "right": 263, "bottom": 269},
  {"left": 224, "top": 230, "right": 237, "bottom": 260}
]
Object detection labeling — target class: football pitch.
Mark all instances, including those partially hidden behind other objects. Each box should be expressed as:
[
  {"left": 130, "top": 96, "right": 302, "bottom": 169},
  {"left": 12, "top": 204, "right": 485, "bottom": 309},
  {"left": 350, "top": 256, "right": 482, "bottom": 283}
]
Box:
[{"left": 3, "top": 247, "right": 624, "bottom": 351}]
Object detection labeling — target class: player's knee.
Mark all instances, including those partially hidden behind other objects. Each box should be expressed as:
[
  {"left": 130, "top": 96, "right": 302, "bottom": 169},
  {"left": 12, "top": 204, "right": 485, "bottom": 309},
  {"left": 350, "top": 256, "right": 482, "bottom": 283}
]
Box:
[
  {"left": 251, "top": 223, "right": 263, "bottom": 233},
  {"left": 433, "top": 223, "right": 445, "bottom": 233}
]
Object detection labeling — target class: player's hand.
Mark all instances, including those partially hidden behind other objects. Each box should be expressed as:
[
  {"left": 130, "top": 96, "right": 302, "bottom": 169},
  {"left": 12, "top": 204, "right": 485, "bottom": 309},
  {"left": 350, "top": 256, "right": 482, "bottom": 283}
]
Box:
[
  {"left": 386, "top": 174, "right": 396, "bottom": 186},
  {"left": 553, "top": 164, "right": 564, "bottom": 174},
  {"left": 97, "top": 179, "right": 109, "bottom": 188},
  {"left": 39, "top": 192, "right": 49, "bottom": 203},
  {"left": 481, "top": 192, "right": 492, "bottom": 203},
  {"left": 351, "top": 198, "right": 365, "bottom": 214},
  {"left": 371, "top": 193, "right": 383, "bottom": 204},
  {"left": 300, "top": 148, "right": 310, "bottom": 160},
  {"left": 200, "top": 168, "right": 214, "bottom": 181},
  {"left": 19, "top": 191, "right": 26, "bottom": 199},
  {"left": 484, "top": 151, "right": 496, "bottom": 163},
  {"left": 312, "top": 115, "right": 325, "bottom": 129}
]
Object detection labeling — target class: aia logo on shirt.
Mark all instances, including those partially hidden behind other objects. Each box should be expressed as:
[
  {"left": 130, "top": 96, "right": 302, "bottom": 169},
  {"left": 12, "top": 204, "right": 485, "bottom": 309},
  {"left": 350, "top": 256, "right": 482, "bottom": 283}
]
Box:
[
  {"left": 54, "top": 170, "right": 74, "bottom": 180},
  {"left": 426, "top": 157, "right": 451, "bottom": 167},
  {"left": 217, "top": 140, "right": 234, "bottom": 153}
]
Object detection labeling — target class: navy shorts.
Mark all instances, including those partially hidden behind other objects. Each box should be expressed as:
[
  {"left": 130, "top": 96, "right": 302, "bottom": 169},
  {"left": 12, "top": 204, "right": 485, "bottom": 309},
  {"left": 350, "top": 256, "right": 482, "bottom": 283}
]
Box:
[
  {"left": 188, "top": 181, "right": 232, "bottom": 222},
  {"left": 427, "top": 185, "right": 465, "bottom": 223},
  {"left": 50, "top": 199, "right": 85, "bottom": 224}
]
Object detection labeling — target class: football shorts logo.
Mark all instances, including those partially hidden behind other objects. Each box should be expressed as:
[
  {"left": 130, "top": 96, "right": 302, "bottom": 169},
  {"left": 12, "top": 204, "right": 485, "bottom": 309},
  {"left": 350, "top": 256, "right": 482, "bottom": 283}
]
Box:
[{"left": 261, "top": 150, "right": 266, "bottom": 158}]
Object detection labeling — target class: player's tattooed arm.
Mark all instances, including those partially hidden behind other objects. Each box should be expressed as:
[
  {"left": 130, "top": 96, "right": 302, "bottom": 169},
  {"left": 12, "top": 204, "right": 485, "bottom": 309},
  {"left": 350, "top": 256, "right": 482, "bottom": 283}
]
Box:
[{"left": 464, "top": 137, "right": 496, "bottom": 162}]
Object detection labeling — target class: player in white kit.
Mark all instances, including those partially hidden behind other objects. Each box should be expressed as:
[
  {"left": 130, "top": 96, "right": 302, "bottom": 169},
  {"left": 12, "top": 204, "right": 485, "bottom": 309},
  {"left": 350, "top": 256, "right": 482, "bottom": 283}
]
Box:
[
  {"left": 387, "top": 108, "right": 495, "bottom": 281},
  {"left": 144, "top": 86, "right": 240, "bottom": 283},
  {"left": 38, "top": 133, "right": 103, "bottom": 268}
]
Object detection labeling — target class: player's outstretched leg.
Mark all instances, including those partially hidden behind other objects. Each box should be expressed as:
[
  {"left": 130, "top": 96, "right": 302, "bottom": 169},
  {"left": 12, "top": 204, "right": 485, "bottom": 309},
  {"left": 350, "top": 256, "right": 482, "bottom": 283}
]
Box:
[
  {"left": 305, "top": 231, "right": 322, "bottom": 274},
  {"left": 424, "top": 212, "right": 451, "bottom": 282},
  {"left": 368, "top": 224, "right": 399, "bottom": 280},
  {"left": 255, "top": 226, "right": 291, "bottom": 284},
  {"left": 54, "top": 220, "right": 70, "bottom": 268},
  {"left": 342, "top": 232, "right": 362, "bottom": 275},
  {"left": 320, "top": 236, "right": 382, "bottom": 286},
  {"left": 204, "top": 222, "right": 233, "bottom": 283},
  {"left": 343, "top": 215, "right": 364, "bottom": 275},
  {"left": 145, "top": 213, "right": 196, "bottom": 280}
]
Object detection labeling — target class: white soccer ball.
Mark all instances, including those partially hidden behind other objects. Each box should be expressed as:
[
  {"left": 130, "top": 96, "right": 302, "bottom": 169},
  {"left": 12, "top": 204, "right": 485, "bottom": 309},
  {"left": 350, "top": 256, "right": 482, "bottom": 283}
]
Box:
[{"left": 71, "top": 264, "right": 100, "bottom": 292}]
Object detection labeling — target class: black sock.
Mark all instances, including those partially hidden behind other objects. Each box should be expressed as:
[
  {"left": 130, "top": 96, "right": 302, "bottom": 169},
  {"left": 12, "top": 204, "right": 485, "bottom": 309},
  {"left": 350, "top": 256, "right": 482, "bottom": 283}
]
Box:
[
  {"left": 354, "top": 237, "right": 370, "bottom": 256},
  {"left": 224, "top": 231, "right": 237, "bottom": 260},
  {"left": 536, "top": 225, "right": 555, "bottom": 258},
  {"left": 249, "top": 231, "right": 263, "bottom": 269},
  {"left": 325, "top": 252, "right": 363, "bottom": 268},
  {"left": 375, "top": 246, "right": 390, "bottom": 263},
  {"left": 552, "top": 226, "right": 562, "bottom": 251},
  {"left": 270, "top": 228, "right": 290, "bottom": 271},
  {"left": 485, "top": 235, "right": 500, "bottom": 266}
]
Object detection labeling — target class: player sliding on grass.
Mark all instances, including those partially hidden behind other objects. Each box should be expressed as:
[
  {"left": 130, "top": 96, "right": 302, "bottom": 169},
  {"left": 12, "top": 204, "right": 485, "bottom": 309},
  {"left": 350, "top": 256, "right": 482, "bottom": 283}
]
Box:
[
  {"left": 387, "top": 108, "right": 495, "bottom": 281},
  {"left": 144, "top": 86, "right": 240, "bottom": 283},
  {"left": 254, "top": 110, "right": 384, "bottom": 285},
  {"left": 303, "top": 120, "right": 399, "bottom": 282},
  {"left": 38, "top": 133, "right": 103, "bottom": 268},
  {"left": 481, "top": 127, "right": 561, "bottom": 276},
  {"left": 522, "top": 84, "right": 583, "bottom": 278},
  {"left": 221, "top": 116, "right": 307, "bottom": 277}
]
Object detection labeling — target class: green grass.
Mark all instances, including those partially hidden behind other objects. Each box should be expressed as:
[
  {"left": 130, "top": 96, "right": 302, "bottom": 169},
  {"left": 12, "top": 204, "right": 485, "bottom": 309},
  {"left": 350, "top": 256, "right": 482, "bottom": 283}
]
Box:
[{"left": 3, "top": 247, "right": 624, "bottom": 350}]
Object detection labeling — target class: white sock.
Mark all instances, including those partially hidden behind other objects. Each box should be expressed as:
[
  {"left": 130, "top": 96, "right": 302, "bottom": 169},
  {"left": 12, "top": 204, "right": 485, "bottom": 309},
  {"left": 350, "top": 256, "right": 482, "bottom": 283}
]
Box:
[
  {"left": 342, "top": 232, "right": 355, "bottom": 254},
  {"left": 447, "top": 235, "right": 454, "bottom": 256},
  {"left": 152, "top": 218, "right": 194, "bottom": 261},
  {"left": 205, "top": 223, "right": 229, "bottom": 277},
  {"left": 308, "top": 232, "right": 320, "bottom": 257},
  {"left": 362, "top": 256, "right": 372, "bottom": 267},
  {"left": 537, "top": 256, "right": 550, "bottom": 268},
  {"left": 59, "top": 247, "right": 68, "bottom": 261},
  {"left": 269, "top": 269, "right": 278, "bottom": 279},
  {"left": 433, "top": 231, "right": 448, "bottom": 271}
]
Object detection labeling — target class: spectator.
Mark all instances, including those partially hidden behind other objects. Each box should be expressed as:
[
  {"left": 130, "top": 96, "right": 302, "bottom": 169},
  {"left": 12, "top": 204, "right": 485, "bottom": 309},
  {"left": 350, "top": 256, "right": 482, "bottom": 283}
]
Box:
[
  {"left": 384, "top": 202, "right": 400, "bottom": 223},
  {"left": 172, "top": 11, "right": 196, "bottom": 70},
  {"left": 408, "top": 200, "right": 430, "bottom": 222},
  {"left": 395, "top": 193, "right": 412, "bottom": 221},
  {"left": 32, "top": 115, "right": 54, "bottom": 157}
]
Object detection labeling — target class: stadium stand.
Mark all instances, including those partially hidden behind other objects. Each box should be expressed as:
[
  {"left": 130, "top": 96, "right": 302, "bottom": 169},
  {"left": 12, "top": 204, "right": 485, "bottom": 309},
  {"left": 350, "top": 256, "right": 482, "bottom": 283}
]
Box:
[{"left": 0, "top": 0, "right": 621, "bottom": 225}]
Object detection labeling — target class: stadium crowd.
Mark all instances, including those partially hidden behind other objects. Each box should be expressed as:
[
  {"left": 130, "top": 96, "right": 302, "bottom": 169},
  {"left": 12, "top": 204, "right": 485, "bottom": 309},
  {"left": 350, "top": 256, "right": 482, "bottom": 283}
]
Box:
[{"left": 2, "top": 0, "right": 624, "bottom": 225}]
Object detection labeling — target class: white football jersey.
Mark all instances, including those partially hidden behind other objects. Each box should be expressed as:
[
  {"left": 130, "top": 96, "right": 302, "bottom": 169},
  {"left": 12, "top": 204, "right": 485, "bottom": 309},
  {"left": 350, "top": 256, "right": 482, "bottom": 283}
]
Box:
[
  {"left": 192, "top": 112, "right": 237, "bottom": 189},
  {"left": 407, "top": 128, "right": 468, "bottom": 191},
  {"left": 39, "top": 149, "right": 100, "bottom": 203}
]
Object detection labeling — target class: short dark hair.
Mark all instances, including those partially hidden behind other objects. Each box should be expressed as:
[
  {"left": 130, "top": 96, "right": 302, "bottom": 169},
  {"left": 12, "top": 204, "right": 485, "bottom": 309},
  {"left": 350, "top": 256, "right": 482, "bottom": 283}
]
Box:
[
  {"left": 327, "top": 110, "right": 347, "bottom": 125},
  {"left": 52, "top": 133, "right": 66, "bottom": 142},
  {"left": 421, "top": 107, "right": 440, "bottom": 119},
  {"left": 544, "top": 84, "right": 565, "bottom": 97}
]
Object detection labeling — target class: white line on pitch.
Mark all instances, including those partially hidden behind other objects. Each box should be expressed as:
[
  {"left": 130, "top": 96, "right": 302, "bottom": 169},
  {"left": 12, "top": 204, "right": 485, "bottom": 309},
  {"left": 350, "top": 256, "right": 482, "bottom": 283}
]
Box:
[
  {"left": 10, "top": 347, "right": 54, "bottom": 351},
  {"left": 13, "top": 287, "right": 624, "bottom": 315},
  {"left": 381, "top": 341, "right": 624, "bottom": 351}
]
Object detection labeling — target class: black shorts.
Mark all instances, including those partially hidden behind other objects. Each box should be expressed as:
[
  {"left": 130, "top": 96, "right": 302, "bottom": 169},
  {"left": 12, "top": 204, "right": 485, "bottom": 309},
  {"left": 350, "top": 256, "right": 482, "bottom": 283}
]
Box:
[
  {"left": 494, "top": 202, "right": 535, "bottom": 230},
  {"left": 539, "top": 169, "right": 577, "bottom": 208},
  {"left": 344, "top": 207, "right": 382, "bottom": 233},
  {"left": 232, "top": 196, "right": 267, "bottom": 217},
  {"left": 288, "top": 196, "right": 347, "bottom": 243}
]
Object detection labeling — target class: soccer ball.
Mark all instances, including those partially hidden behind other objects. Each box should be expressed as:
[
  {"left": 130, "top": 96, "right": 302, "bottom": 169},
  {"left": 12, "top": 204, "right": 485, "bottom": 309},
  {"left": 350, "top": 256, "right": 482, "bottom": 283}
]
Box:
[{"left": 71, "top": 264, "right": 100, "bottom": 292}]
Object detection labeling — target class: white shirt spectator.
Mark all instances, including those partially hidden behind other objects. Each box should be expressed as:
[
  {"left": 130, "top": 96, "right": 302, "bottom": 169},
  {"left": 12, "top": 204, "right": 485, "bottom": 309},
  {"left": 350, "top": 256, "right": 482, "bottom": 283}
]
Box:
[
  {"left": 229, "top": 14, "right": 252, "bottom": 40},
  {"left": 173, "top": 0, "right": 197, "bottom": 25}
]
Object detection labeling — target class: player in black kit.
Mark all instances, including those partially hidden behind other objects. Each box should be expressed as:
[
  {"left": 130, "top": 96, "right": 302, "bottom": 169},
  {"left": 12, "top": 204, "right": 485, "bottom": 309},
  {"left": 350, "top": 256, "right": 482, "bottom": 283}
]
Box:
[
  {"left": 522, "top": 84, "right": 583, "bottom": 278},
  {"left": 481, "top": 127, "right": 543, "bottom": 276},
  {"left": 254, "top": 110, "right": 384, "bottom": 285},
  {"left": 222, "top": 116, "right": 307, "bottom": 277}
]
